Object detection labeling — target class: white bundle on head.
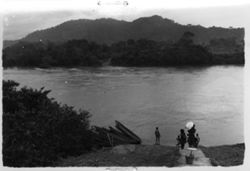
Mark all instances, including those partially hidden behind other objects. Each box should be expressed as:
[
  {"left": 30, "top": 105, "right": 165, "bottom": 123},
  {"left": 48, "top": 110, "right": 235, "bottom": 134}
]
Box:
[{"left": 186, "top": 121, "right": 194, "bottom": 130}]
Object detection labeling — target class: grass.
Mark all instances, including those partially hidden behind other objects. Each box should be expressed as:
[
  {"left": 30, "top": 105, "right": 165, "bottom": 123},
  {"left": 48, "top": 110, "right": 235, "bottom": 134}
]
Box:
[
  {"left": 55, "top": 143, "right": 245, "bottom": 167},
  {"left": 55, "top": 144, "right": 180, "bottom": 167},
  {"left": 200, "top": 143, "right": 245, "bottom": 166}
]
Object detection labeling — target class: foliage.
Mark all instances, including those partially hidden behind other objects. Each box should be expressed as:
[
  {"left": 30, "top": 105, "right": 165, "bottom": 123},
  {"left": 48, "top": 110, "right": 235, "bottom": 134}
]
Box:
[
  {"left": 3, "top": 32, "right": 244, "bottom": 67},
  {"left": 3, "top": 80, "right": 94, "bottom": 167},
  {"left": 207, "top": 37, "right": 244, "bottom": 55},
  {"left": 3, "top": 40, "right": 109, "bottom": 67},
  {"left": 110, "top": 37, "right": 213, "bottom": 66}
]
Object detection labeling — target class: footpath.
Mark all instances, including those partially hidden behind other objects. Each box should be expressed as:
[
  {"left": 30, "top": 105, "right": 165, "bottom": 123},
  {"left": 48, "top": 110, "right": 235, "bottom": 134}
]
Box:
[{"left": 177, "top": 146, "right": 212, "bottom": 166}]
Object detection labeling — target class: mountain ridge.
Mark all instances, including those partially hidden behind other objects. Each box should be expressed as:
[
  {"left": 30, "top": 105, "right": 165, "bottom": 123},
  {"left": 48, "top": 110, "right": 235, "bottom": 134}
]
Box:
[{"left": 3, "top": 15, "right": 244, "bottom": 48}]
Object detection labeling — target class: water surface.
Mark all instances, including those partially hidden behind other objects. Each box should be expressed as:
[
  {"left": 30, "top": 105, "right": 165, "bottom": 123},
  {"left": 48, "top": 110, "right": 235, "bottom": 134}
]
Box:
[{"left": 3, "top": 66, "right": 244, "bottom": 146}]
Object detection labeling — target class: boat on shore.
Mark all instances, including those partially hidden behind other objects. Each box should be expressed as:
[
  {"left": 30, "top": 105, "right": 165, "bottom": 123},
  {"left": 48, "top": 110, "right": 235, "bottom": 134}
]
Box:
[
  {"left": 115, "top": 120, "right": 141, "bottom": 144},
  {"left": 92, "top": 120, "right": 141, "bottom": 147}
]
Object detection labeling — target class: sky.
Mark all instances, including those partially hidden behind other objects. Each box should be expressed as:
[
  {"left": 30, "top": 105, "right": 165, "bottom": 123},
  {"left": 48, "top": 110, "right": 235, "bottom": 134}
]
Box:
[{"left": 1, "top": 0, "right": 250, "bottom": 40}]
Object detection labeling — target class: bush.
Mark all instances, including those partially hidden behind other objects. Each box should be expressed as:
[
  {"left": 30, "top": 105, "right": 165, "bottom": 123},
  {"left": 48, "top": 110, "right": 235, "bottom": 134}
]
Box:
[{"left": 3, "top": 80, "right": 93, "bottom": 167}]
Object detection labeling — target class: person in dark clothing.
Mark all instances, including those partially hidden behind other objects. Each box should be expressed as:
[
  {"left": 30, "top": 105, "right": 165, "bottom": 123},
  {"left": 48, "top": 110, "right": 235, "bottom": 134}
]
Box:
[
  {"left": 176, "top": 135, "right": 181, "bottom": 147},
  {"left": 189, "top": 124, "right": 196, "bottom": 134},
  {"left": 155, "top": 127, "right": 160, "bottom": 145},
  {"left": 188, "top": 124, "right": 196, "bottom": 147},
  {"left": 194, "top": 133, "right": 200, "bottom": 148},
  {"left": 177, "top": 129, "right": 187, "bottom": 149}
]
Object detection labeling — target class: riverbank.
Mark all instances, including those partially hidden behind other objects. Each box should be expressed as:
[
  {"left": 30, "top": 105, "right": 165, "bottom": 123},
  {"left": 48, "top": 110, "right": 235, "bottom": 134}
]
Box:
[
  {"left": 55, "top": 143, "right": 244, "bottom": 167},
  {"left": 55, "top": 145, "right": 180, "bottom": 167},
  {"left": 200, "top": 143, "right": 245, "bottom": 166}
]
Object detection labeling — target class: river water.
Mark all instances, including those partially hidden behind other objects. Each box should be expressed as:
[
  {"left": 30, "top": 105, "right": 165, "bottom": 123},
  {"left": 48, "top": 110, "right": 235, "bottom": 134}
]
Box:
[{"left": 3, "top": 66, "right": 244, "bottom": 146}]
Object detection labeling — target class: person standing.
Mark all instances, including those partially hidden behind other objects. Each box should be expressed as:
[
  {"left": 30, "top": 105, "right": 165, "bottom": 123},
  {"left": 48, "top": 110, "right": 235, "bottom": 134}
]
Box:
[
  {"left": 188, "top": 124, "right": 196, "bottom": 147},
  {"left": 155, "top": 127, "right": 160, "bottom": 145},
  {"left": 176, "top": 135, "right": 181, "bottom": 147},
  {"left": 194, "top": 133, "right": 200, "bottom": 148},
  {"left": 178, "top": 129, "right": 187, "bottom": 149}
]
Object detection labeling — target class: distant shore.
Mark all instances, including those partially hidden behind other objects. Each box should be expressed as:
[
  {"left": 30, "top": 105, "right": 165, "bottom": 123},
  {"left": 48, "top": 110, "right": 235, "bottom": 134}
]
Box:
[
  {"left": 2, "top": 62, "right": 245, "bottom": 70},
  {"left": 3, "top": 38, "right": 244, "bottom": 68}
]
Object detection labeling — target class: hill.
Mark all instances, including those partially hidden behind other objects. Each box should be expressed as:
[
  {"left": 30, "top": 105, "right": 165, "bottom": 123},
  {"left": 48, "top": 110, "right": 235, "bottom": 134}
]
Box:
[{"left": 3, "top": 15, "right": 244, "bottom": 49}]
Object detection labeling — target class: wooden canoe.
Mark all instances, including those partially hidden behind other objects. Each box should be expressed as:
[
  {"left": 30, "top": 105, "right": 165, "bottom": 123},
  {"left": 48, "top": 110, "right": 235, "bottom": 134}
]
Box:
[
  {"left": 108, "top": 126, "right": 131, "bottom": 139},
  {"left": 93, "top": 126, "right": 138, "bottom": 146},
  {"left": 115, "top": 120, "right": 141, "bottom": 144}
]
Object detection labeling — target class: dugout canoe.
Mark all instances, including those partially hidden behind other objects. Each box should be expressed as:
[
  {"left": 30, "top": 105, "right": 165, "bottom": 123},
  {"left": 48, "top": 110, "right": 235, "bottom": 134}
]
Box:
[{"left": 115, "top": 120, "right": 141, "bottom": 144}]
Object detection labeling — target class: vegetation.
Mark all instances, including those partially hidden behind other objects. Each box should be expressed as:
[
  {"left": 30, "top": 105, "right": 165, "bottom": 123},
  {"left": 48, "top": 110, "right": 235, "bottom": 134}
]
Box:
[
  {"left": 200, "top": 143, "right": 245, "bottom": 166},
  {"left": 3, "top": 32, "right": 244, "bottom": 68},
  {"left": 208, "top": 37, "right": 244, "bottom": 54},
  {"left": 3, "top": 40, "right": 110, "bottom": 67},
  {"left": 55, "top": 145, "right": 180, "bottom": 167},
  {"left": 110, "top": 32, "right": 214, "bottom": 66},
  {"left": 3, "top": 80, "right": 95, "bottom": 167}
]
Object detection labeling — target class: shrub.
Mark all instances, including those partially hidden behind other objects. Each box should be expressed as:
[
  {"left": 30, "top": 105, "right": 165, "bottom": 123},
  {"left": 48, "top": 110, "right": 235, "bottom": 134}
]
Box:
[{"left": 3, "top": 80, "right": 93, "bottom": 167}]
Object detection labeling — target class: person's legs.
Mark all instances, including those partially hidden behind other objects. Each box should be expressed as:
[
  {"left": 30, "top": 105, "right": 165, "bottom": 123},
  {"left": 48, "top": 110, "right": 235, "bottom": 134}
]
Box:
[
  {"left": 191, "top": 136, "right": 195, "bottom": 147},
  {"left": 156, "top": 137, "right": 159, "bottom": 145},
  {"left": 189, "top": 135, "right": 195, "bottom": 147},
  {"left": 188, "top": 137, "right": 191, "bottom": 147}
]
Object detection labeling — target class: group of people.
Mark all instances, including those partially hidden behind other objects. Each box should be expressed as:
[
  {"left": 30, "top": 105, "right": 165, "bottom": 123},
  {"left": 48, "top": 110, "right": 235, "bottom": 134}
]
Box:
[
  {"left": 154, "top": 124, "right": 200, "bottom": 149},
  {"left": 176, "top": 124, "right": 200, "bottom": 149}
]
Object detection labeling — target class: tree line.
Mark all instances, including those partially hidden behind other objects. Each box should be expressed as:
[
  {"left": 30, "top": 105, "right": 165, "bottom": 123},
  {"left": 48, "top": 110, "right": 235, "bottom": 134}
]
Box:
[{"left": 3, "top": 32, "right": 244, "bottom": 68}]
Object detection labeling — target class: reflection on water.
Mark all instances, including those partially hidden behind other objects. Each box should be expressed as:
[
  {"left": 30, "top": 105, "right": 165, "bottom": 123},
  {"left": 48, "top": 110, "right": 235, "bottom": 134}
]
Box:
[{"left": 3, "top": 66, "right": 244, "bottom": 146}]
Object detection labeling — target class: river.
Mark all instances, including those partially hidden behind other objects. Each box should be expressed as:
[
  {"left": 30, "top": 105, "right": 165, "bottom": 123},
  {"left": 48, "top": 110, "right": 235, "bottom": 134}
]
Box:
[{"left": 3, "top": 66, "right": 244, "bottom": 146}]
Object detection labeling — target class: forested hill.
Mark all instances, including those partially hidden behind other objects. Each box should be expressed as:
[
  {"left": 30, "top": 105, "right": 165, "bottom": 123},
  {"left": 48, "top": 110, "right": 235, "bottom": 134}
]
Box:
[
  {"left": 3, "top": 15, "right": 244, "bottom": 49},
  {"left": 3, "top": 32, "right": 244, "bottom": 68}
]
